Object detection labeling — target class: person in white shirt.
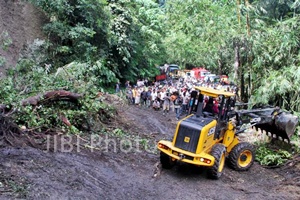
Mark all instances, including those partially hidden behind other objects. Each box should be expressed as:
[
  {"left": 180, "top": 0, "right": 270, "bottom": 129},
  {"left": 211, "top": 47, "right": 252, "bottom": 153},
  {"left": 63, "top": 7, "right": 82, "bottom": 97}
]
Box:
[
  {"left": 160, "top": 89, "right": 166, "bottom": 101},
  {"left": 151, "top": 89, "right": 157, "bottom": 105},
  {"left": 152, "top": 98, "right": 160, "bottom": 110},
  {"left": 162, "top": 93, "right": 171, "bottom": 115}
]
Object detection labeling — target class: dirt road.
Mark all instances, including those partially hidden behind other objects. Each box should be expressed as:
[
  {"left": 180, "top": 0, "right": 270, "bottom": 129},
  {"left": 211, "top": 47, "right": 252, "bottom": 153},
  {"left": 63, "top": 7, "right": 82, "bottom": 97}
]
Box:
[{"left": 0, "top": 103, "right": 300, "bottom": 200}]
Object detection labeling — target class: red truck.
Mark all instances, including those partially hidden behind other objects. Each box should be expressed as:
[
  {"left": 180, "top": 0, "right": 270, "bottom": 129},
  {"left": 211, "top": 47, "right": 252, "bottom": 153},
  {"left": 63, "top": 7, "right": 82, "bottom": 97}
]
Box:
[
  {"left": 155, "top": 73, "right": 167, "bottom": 81},
  {"left": 155, "top": 64, "right": 179, "bottom": 81},
  {"left": 191, "top": 67, "right": 210, "bottom": 80}
]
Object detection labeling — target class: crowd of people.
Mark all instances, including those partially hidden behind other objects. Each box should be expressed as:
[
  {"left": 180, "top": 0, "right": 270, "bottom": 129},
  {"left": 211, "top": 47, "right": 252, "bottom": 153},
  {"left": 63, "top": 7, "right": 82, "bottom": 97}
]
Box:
[{"left": 121, "top": 76, "right": 237, "bottom": 121}]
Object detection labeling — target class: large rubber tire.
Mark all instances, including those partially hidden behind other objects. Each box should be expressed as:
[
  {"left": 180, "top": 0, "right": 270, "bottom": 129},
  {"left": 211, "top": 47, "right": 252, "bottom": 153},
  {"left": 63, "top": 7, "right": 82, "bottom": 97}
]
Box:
[
  {"left": 227, "top": 142, "right": 255, "bottom": 171},
  {"left": 207, "top": 144, "right": 226, "bottom": 179},
  {"left": 160, "top": 152, "right": 176, "bottom": 169}
]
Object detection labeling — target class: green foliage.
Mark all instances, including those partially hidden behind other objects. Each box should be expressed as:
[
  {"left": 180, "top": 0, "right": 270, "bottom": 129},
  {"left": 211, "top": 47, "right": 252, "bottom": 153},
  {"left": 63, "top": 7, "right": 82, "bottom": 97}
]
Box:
[
  {"left": 18, "top": 39, "right": 48, "bottom": 67},
  {"left": 0, "top": 31, "right": 12, "bottom": 51},
  {"left": 0, "top": 76, "right": 19, "bottom": 105},
  {"left": 6, "top": 179, "right": 28, "bottom": 198},
  {"left": 15, "top": 95, "right": 114, "bottom": 134},
  {"left": 108, "top": 0, "right": 167, "bottom": 81},
  {"left": 243, "top": 3, "right": 300, "bottom": 108},
  {"left": 112, "top": 128, "right": 126, "bottom": 137},
  {"left": 159, "top": 0, "right": 300, "bottom": 113},
  {"left": 0, "top": 31, "right": 12, "bottom": 68},
  {"left": 250, "top": 65, "right": 300, "bottom": 111},
  {"left": 0, "top": 56, "right": 6, "bottom": 67},
  {"left": 28, "top": 0, "right": 166, "bottom": 83},
  {"left": 255, "top": 144, "right": 292, "bottom": 166},
  {"left": 163, "top": 0, "right": 238, "bottom": 71},
  {"left": 54, "top": 61, "right": 118, "bottom": 91},
  {"left": 30, "top": 0, "right": 111, "bottom": 66},
  {"left": 290, "top": 132, "right": 300, "bottom": 154},
  {"left": 0, "top": 59, "right": 117, "bottom": 134}
]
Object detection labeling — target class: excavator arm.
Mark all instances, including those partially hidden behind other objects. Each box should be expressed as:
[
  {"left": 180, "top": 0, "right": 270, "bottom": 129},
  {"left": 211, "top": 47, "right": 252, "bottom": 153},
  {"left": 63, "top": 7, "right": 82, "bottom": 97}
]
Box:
[{"left": 235, "top": 107, "right": 299, "bottom": 142}]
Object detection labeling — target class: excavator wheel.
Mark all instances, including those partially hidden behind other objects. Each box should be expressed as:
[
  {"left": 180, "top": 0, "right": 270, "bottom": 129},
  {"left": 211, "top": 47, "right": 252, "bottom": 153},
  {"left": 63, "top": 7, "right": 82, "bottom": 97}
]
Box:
[
  {"left": 207, "top": 144, "right": 226, "bottom": 179},
  {"left": 160, "top": 152, "right": 176, "bottom": 169},
  {"left": 227, "top": 142, "right": 255, "bottom": 171}
]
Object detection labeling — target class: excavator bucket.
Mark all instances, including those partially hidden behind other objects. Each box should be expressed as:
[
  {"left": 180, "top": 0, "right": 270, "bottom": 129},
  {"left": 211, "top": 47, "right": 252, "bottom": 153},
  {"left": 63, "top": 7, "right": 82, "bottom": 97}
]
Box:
[
  {"left": 236, "top": 108, "right": 299, "bottom": 142},
  {"left": 255, "top": 111, "right": 298, "bottom": 142}
]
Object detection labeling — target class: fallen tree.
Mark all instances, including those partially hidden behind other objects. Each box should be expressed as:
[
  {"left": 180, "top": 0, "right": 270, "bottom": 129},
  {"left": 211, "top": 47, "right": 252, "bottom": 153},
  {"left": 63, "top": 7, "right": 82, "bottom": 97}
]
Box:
[
  {"left": 0, "top": 89, "right": 119, "bottom": 146},
  {"left": 21, "top": 90, "right": 83, "bottom": 106}
]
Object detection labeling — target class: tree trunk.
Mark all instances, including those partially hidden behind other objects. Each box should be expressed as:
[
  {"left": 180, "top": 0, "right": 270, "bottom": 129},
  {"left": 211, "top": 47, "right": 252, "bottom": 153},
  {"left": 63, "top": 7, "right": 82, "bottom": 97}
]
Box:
[
  {"left": 236, "top": 0, "right": 241, "bottom": 24},
  {"left": 218, "top": 59, "right": 222, "bottom": 75},
  {"left": 21, "top": 90, "right": 83, "bottom": 106},
  {"left": 245, "top": 0, "right": 251, "bottom": 36},
  {"left": 248, "top": 70, "right": 251, "bottom": 98},
  {"left": 241, "top": 68, "right": 245, "bottom": 102},
  {"left": 234, "top": 44, "right": 240, "bottom": 83}
]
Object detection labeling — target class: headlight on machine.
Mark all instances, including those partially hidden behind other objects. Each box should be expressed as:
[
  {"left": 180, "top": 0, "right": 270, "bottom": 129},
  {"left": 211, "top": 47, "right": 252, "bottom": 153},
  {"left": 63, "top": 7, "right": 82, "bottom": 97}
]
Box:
[
  {"left": 158, "top": 143, "right": 169, "bottom": 150},
  {"left": 197, "top": 157, "right": 211, "bottom": 164}
]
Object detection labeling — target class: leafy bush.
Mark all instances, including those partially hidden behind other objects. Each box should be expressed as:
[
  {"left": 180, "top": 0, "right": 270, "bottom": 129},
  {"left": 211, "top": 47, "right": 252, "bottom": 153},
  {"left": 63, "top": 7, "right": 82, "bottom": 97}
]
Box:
[
  {"left": 28, "top": 0, "right": 167, "bottom": 83},
  {"left": 0, "top": 56, "right": 6, "bottom": 67},
  {"left": 0, "top": 31, "right": 11, "bottom": 68},
  {"left": 0, "top": 60, "right": 117, "bottom": 134},
  {"left": 15, "top": 97, "right": 114, "bottom": 134},
  {"left": 255, "top": 144, "right": 292, "bottom": 166},
  {"left": 0, "top": 31, "right": 12, "bottom": 50}
]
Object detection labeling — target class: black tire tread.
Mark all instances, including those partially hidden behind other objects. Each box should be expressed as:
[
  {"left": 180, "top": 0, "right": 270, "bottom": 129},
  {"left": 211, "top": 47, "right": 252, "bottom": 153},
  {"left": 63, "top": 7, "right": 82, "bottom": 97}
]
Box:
[
  {"left": 227, "top": 142, "right": 255, "bottom": 171},
  {"left": 207, "top": 144, "right": 226, "bottom": 179},
  {"left": 160, "top": 152, "right": 175, "bottom": 169}
]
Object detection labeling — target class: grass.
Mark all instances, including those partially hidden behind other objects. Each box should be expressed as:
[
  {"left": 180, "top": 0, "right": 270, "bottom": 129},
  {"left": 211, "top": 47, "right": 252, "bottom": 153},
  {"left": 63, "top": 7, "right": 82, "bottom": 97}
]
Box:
[{"left": 0, "top": 175, "right": 29, "bottom": 198}]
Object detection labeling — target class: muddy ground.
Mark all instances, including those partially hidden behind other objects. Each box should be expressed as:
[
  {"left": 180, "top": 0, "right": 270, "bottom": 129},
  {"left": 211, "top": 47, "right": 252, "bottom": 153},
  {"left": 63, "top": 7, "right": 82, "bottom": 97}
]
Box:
[{"left": 0, "top": 99, "right": 300, "bottom": 200}]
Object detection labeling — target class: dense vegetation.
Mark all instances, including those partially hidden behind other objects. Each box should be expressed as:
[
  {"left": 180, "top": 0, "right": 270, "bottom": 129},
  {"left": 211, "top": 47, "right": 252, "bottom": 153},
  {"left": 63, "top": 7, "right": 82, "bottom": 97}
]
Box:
[
  {"left": 1, "top": 0, "right": 300, "bottom": 133},
  {"left": 27, "top": 0, "right": 300, "bottom": 111},
  {"left": 27, "top": 0, "right": 166, "bottom": 83}
]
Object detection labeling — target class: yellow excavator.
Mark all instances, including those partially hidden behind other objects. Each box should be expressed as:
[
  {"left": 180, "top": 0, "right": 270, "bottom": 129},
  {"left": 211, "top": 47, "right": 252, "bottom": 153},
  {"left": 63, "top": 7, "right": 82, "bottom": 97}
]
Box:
[{"left": 157, "top": 86, "right": 298, "bottom": 179}]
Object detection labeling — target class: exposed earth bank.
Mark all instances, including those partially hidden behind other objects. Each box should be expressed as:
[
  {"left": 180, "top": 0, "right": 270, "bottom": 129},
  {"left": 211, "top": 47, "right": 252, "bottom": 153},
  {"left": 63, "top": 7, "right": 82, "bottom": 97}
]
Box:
[{"left": 0, "top": 0, "right": 47, "bottom": 76}]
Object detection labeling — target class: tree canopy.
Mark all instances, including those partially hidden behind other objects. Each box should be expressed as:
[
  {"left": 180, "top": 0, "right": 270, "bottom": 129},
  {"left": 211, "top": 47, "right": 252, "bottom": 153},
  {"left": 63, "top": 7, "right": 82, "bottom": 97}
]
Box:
[{"left": 1, "top": 0, "right": 300, "bottom": 113}]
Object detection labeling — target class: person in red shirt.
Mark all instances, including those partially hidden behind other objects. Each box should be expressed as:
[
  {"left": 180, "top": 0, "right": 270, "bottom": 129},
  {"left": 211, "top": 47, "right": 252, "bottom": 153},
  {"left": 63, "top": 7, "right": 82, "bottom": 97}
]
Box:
[{"left": 213, "top": 99, "right": 219, "bottom": 114}]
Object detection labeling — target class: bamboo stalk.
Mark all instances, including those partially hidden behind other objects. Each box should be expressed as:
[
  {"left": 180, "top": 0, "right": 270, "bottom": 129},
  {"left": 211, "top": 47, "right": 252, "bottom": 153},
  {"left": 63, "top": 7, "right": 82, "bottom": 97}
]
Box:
[
  {"left": 236, "top": 0, "right": 241, "bottom": 24},
  {"left": 245, "top": 0, "right": 251, "bottom": 36}
]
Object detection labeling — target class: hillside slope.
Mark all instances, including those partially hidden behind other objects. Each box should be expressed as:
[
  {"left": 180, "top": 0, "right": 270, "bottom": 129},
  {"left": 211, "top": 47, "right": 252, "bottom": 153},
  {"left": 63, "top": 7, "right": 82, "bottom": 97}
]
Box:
[{"left": 0, "top": 0, "right": 47, "bottom": 76}]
